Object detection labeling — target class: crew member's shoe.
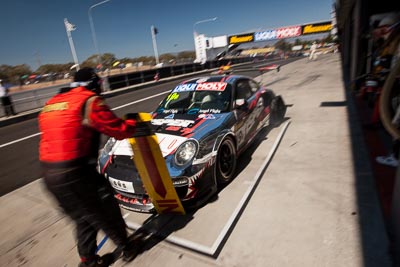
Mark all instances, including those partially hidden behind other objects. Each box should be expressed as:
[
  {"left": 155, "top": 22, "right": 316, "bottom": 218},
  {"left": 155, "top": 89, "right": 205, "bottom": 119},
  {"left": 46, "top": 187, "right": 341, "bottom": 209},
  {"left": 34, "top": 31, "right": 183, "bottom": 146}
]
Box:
[
  {"left": 376, "top": 154, "right": 399, "bottom": 167},
  {"left": 78, "top": 254, "right": 115, "bottom": 267},
  {"left": 122, "top": 237, "right": 142, "bottom": 262}
]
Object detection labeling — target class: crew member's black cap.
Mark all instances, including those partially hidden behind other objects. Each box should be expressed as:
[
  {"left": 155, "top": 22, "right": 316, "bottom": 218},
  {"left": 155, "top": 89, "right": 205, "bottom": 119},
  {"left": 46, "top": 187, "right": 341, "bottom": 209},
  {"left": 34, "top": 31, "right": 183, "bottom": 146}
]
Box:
[{"left": 74, "top": 67, "right": 97, "bottom": 82}]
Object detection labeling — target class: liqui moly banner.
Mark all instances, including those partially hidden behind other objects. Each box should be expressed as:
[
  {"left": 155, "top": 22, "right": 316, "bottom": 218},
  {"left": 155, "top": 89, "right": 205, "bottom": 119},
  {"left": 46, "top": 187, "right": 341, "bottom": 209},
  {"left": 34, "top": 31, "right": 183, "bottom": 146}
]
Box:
[
  {"left": 276, "top": 26, "right": 302, "bottom": 39},
  {"left": 254, "top": 30, "right": 277, "bottom": 41}
]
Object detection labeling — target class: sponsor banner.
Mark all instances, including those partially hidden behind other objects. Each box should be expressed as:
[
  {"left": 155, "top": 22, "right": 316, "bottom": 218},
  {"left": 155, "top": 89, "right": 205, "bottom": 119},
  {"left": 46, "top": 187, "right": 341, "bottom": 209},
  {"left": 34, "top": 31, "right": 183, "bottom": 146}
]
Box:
[
  {"left": 212, "top": 35, "right": 228, "bottom": 48},
  {"left": 241, "top": 47, "right": 275, "bottom": 55},
  {"left": 228, "top": 33, "right": 254, "bottom": 44},
  {"left": 254, "top": 30, "right": 277, "bottom": 41},
  {"left": 302, "top": 21, "right": 332, "bottom": 35},
  {"left": 276, "top": 26, "right": 301, "bottom": 39}
]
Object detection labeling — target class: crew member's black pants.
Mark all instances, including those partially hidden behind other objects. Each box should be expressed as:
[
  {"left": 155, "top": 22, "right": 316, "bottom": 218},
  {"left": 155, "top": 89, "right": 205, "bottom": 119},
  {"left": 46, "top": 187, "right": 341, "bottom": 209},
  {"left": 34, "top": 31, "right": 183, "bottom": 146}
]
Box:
[
  {"left": 1, "top": 96, "right": 16, "bottom": 116},
  {"left": 43, "top": 165, "right": 128, "bottom": 259}
]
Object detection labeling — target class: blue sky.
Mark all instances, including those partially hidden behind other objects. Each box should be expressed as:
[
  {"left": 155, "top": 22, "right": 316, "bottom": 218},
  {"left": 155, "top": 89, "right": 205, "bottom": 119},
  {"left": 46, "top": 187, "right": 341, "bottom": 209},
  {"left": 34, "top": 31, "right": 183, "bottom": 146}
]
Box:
[{"left": 0, "top": 0, "right": 333, "bottom": 69}]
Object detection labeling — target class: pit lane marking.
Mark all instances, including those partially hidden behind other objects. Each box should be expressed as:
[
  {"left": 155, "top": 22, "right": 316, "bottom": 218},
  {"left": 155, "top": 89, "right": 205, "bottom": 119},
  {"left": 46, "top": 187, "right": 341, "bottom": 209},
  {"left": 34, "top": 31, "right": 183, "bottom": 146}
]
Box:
[
  {"left": 0, "top": 90, "right": 170, "bottom": 149},
  {"left": 125, "top": 120, "right": 290, "bottom": 256}
]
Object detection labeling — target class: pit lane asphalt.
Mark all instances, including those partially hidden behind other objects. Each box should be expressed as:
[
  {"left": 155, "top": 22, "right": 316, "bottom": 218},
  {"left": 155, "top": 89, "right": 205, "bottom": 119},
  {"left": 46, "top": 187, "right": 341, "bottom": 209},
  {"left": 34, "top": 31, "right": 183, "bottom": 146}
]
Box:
[{"left": 0, "top": 54, "right": 391, "bottom": 267}]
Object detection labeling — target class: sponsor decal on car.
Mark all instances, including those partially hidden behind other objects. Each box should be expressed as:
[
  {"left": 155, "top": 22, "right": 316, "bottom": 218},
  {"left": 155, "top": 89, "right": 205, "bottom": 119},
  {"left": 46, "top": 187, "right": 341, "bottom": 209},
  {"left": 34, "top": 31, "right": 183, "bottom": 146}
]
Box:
[
  {"left": 173, "top": 84, "right": 197, "bottom": 92},
  {"left": 199, "top": 109, "right": 222, "bottom": 114},
  {"left": 152, "top": 118, "right": 195, "bottom": 127},
  {"left": 198, "top": 114, "right": 216, "bottom": 119},
  {"left": 166, "top": 92, "right": 180, "bottom": 101},
  {"left": 161, "top": 109, "right": 179, "bottom": 114},
  {"left": 196, "top": 82, "right": 227, "bottom": 91}
]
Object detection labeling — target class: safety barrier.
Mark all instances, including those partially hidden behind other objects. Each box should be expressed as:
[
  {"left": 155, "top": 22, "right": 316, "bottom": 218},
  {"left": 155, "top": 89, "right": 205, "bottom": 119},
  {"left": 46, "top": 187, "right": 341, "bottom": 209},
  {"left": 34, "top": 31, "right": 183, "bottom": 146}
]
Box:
[{"left": 0, "top": 56, "right": 262, "bottom": 118}]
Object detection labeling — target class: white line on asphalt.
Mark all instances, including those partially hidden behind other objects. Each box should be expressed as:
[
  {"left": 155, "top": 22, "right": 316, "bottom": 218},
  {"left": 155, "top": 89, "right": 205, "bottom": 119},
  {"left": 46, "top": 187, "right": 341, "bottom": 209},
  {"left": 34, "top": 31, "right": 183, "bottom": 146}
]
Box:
[
  {"left": 0, "top": 133, "right": 41, "bottom": 148},
  {"left": 0, "top": 90, "right": 170, "bottom": 148},
  {"left": 125, "top": 121, "right": 291, "bottom": 256},
  {"left": 209, "top": 121, "right": 290, "bottom": 255},
  {"left": 111, "top": 91, "right": 169, "bottom": 110}
]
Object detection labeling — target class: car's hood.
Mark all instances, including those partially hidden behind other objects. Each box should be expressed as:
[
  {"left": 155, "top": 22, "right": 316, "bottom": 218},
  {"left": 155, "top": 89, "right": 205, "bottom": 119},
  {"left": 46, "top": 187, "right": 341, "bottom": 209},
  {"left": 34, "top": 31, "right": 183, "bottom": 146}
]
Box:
[{"left": 111, "top": 112, "right": 232, "bottom": 157}]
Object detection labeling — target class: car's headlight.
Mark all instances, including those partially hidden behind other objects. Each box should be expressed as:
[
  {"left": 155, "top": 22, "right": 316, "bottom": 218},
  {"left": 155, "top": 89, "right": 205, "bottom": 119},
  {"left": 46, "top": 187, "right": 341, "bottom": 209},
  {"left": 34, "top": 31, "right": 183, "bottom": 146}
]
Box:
[
  {"left": 102, "top": 137, "right": 116, "bottom": 155},
  {"left": 174, "top": 140, "right": 198, "bottom": 166}
]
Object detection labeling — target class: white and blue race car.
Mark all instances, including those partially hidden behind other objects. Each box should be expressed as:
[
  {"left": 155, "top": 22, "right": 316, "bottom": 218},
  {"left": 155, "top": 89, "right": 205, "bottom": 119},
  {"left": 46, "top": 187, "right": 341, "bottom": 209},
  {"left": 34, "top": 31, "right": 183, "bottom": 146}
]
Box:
[{"left": 98, "top": 75, "right": 286, "bottom": 213}]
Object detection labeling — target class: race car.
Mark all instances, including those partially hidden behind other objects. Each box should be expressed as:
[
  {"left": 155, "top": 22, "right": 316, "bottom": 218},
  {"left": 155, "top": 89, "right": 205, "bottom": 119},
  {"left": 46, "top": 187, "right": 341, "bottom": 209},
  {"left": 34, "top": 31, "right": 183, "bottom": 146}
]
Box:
[
  {"left": 98, "top": 75, "right": 286, "bottom": 213},
  {"left": 211, "top": 62, "right": 232, "bottom": 75}
]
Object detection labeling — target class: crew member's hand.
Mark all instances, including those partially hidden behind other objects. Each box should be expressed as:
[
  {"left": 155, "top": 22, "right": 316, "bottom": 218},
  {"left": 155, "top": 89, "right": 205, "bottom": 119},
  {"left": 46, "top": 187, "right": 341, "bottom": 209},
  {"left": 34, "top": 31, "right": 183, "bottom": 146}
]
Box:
[
  {"left": 134, "top": 121, "right": 153, "bottom": 137},
  {"left": 124, "top": 113, "right": 140, "bottom": 120}
]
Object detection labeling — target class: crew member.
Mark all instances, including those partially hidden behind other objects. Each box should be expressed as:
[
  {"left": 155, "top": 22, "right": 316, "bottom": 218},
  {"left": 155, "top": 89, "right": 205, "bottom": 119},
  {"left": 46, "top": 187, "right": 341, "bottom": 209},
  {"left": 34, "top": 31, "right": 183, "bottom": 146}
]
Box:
[
  {"left": 0, "top": 79, "right": 16, "bottom": 117},
  {"left": 38, "top": 68, "right": 147, "bottom": 267},
  {"left": 309, "top": 42, "right": 318, "bottom": 60}
]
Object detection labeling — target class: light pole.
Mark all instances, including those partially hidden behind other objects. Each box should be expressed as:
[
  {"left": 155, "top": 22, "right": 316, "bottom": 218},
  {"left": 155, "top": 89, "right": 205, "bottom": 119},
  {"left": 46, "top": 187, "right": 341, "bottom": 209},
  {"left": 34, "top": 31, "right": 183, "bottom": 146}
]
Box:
[
  {"left": 88, "top": 0, "right": 111, "bottom": 69},
  {"left": 193, "top": 17, "right": 217, "bottom": 63},
  {"left": 193, "top": 17, "right": 217, "bottom": 35},
  {"left": 64, "top": 18, "right": 80, "bottom": 71},
  {"left": 151, "top": 25, "right": 160, "bottom": 65}
]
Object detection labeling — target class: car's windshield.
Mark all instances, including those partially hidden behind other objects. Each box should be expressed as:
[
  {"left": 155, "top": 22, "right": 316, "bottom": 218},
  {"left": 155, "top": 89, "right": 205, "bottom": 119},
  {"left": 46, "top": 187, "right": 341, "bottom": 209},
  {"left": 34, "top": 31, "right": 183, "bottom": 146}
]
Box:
[{"left": 156, "top": 82, "right": 232, "bottom": 114}]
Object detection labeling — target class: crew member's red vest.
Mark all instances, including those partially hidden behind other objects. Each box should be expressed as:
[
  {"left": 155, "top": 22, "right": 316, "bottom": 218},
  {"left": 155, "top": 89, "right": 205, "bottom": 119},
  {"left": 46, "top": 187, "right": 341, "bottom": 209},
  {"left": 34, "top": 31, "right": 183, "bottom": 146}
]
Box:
[{"left": 39, "top": 87, "right": 97, "bottom": 164}]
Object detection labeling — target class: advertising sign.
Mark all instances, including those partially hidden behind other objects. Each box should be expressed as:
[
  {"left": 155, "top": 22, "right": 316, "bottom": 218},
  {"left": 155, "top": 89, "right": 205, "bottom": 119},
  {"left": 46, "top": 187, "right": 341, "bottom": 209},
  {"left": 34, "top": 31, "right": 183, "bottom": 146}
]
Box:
[
  {"left": 212, "top": 35, "right": 228, "bottom": 48},
  {"left": 276, "top": 26, "right": 302, "bottom": 39},
  {"left": 302, "top": 21, "right": 332, "bottom": 35},
  {"left": 254, "top": 30, "right": 277, "bottom": 41},
  {"left": 228, "top": 33, "right": 254, "bottom": 44}
]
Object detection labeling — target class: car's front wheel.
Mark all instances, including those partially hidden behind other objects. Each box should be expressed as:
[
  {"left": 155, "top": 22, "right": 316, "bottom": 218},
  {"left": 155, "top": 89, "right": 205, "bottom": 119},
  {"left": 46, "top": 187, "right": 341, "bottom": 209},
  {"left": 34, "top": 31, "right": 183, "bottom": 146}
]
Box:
[
  {"left": 270, "top": 95, "right": 286, "bottom": 126},
  {"left": 216, "top": 137, "right": 237, "bottom": 186}
]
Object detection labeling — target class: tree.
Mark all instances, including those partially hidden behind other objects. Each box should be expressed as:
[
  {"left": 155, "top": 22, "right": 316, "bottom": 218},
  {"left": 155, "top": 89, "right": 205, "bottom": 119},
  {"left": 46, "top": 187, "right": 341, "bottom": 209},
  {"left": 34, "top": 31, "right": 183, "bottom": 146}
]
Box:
[
  {"left": 0, "top": 64, "right": 32, "bottom": 85},
  {"left": 80, "top": 53, "right": 116, "bottom": 70},
  {"left": 159, "top": 53, "right": 176, "bottom": 63},
  {"left": 81, "top": 55, "right": 98, "bottom": 68},
  {"left": 101, "top": 53, "right": 117, "bottom": 68},
  {"left": 274, "top": 39, "right": 292, "bottom": 52},
  {"left": 36, "top": 63, "right": 74, "bottom": 74},
  {"left": 177, "top": 51, "right": 195, "bottom": 62}
]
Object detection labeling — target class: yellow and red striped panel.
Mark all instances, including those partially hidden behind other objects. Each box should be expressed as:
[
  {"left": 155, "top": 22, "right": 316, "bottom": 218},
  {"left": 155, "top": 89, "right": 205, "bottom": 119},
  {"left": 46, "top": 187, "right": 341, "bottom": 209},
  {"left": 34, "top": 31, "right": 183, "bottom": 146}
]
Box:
[{"left": 128, "top": 113, "right": 185, "bottom": 215}]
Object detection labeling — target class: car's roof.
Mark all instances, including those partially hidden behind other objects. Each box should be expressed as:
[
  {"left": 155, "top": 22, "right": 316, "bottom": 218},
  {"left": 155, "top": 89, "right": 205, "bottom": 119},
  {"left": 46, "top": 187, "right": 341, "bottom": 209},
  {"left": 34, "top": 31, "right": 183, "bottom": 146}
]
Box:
[{"left": 181, "top": 75, "right": 251, "bottom": 85}]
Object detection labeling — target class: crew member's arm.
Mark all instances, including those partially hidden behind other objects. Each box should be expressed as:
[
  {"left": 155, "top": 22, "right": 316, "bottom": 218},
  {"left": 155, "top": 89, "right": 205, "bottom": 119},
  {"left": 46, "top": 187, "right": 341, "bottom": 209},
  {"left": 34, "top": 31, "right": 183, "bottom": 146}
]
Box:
[{"left": 84, "top": 96, "right": 137, "bottom": 140}]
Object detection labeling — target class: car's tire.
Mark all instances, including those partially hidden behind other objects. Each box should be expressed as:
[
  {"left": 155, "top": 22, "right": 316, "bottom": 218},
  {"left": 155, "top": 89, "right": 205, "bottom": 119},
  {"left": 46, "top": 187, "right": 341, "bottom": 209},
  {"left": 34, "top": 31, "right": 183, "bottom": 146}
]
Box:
[
  {"left": 216, "top": 137, "right": 237, "bottom": 186},
  {"left": 270, "top": 95, "right": 286, "bottom": 126}
]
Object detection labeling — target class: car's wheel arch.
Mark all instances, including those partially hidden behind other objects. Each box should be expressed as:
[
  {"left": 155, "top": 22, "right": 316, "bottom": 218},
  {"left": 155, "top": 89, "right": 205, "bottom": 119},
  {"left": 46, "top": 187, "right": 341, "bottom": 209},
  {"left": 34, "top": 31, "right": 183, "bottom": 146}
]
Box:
[
  {"left": 213, "top": 131, "right": 237, "bottom": 155},
  {"left": 212, "top": 131, "right": 238, "bottom": 186}
]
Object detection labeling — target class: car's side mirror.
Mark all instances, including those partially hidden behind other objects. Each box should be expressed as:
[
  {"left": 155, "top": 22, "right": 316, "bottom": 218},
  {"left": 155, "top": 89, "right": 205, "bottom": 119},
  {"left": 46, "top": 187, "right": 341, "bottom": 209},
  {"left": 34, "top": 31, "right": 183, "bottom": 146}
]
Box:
[{"left": 235, "top": 99, "right": 248, "bottom": 109}]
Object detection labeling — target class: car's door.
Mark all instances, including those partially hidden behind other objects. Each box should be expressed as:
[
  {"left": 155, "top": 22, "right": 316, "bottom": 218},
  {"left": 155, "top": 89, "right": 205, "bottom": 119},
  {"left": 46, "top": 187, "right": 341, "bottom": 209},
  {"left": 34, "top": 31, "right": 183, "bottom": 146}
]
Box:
[{"left": 233, "top": 78, "right": 259, "bottom": 149}]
